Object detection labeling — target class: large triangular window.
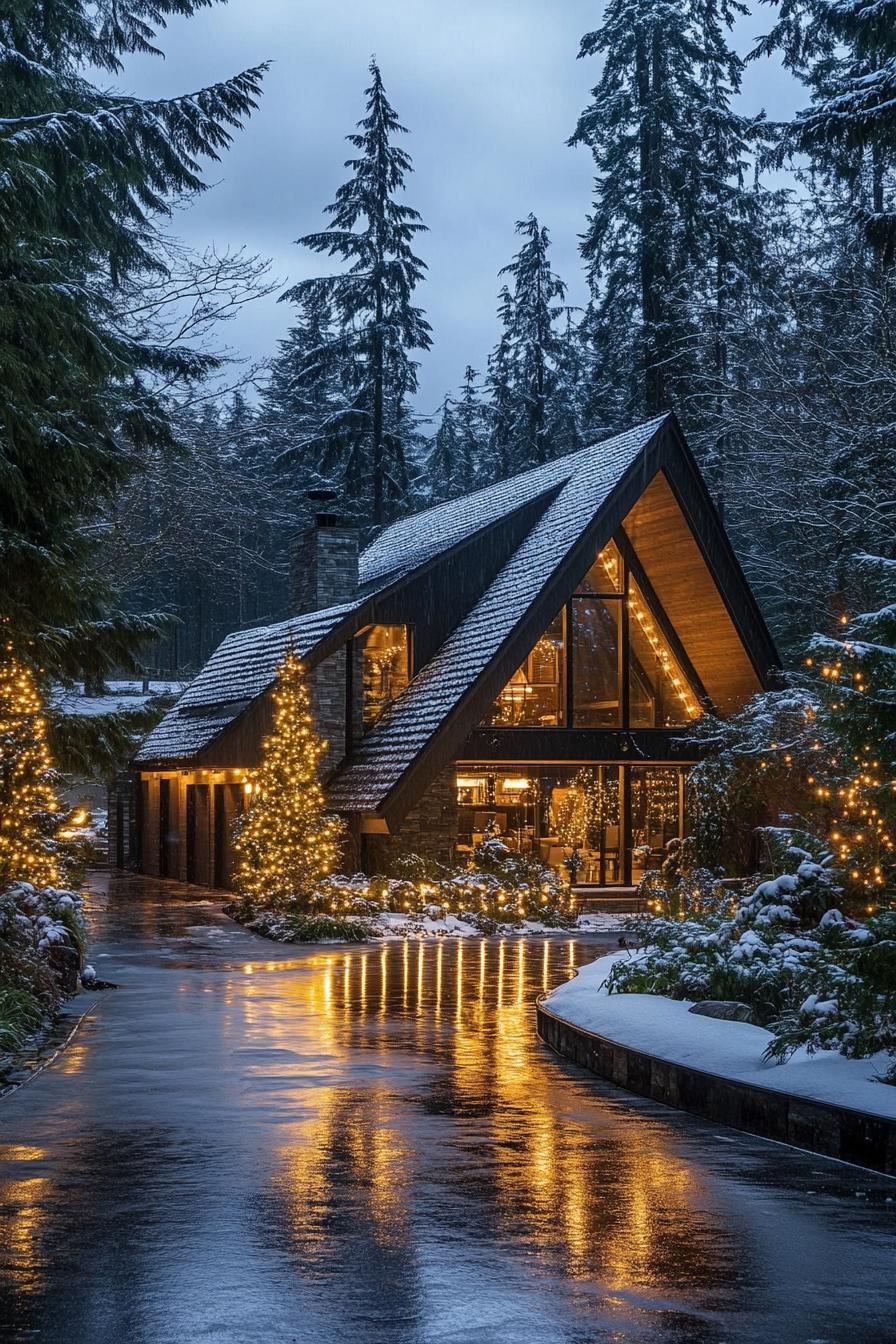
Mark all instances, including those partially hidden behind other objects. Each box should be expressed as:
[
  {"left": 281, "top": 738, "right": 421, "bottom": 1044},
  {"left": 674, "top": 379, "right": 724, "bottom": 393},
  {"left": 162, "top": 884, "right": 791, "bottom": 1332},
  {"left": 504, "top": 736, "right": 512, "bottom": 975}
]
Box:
[{"left": 482, "top": 540, "right": 702, "bottom": 729}]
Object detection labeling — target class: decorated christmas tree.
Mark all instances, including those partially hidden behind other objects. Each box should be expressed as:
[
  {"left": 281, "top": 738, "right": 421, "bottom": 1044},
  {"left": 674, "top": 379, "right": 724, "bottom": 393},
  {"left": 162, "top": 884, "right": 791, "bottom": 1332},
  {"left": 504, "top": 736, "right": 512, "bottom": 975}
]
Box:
[
  {"left": 0, "top": 647, "right": 63, "bottom": 891},
  {"left": 232, "top": 651, "right": 345, "bottom": 911}
]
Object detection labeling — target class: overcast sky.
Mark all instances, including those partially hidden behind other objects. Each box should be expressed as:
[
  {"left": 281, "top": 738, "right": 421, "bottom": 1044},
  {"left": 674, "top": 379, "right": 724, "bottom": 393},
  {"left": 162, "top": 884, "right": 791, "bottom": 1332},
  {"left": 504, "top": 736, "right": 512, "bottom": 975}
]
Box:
[{"left": 121, "top": 1, "right": 800, "bottom": 417}]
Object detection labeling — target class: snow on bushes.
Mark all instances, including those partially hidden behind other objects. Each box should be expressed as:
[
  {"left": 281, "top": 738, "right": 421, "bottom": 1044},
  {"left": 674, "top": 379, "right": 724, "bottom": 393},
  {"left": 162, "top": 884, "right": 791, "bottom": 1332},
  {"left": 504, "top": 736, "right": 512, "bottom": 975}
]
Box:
[
  {"left": 228, "top": 838, "right": 578, "bottom": 941},
  {"left": 0, "top": 882, "right": 86, "bottom": 1055},
  {"left": 609, "top": 840, "right": 896, "bottom": 1076}
]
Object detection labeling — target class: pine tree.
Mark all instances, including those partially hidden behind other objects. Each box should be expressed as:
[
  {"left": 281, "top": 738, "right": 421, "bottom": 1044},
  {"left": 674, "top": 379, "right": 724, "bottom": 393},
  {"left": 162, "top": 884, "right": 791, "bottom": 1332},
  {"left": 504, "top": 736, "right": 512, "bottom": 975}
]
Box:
[
  {"left": 0, "top": 3, "right": 266, "bottom": 682},
  {"left": 483, "top": 285, "right": 518, "bottom": 483},
  {"left": 547, "top": 311, "right": 588, "bottom": 457},
  {"left": 428, "top": 394, "right": 462, "bottom": 501},
  {"left": 232, "top": 652, "right": 345, "bottom": 911},
  {"left": 499, "top": 215, "right": 567, "bottom": 467},
  {"left": 282, "top": 60, "right": 431, "bottom": 525},
  {"left": 570, "top": 0, "right": 765, "bottom": 421},
  {"left": 755, "top": 0, "right": 896, "bottom": 261},
  {"left": 0, "top": 647, "right": 64, "bottom": 891},
  {"left": 455, "top": 366, "right": 487, "bottom": 487},
  {"left": 263, "top": 292, "right": 340, "bottom": 490}
]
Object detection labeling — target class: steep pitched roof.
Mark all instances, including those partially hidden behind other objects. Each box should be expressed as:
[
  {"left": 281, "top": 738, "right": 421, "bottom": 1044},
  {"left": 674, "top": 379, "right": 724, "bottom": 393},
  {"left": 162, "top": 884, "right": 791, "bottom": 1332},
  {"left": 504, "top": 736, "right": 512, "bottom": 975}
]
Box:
[
  {"left": 135, "top": 600, "right": 361, "bottom": 764},
  {"left": 327, "top": 417, "right": 669, "bottom": 816},
  {"left": 134, "top": 419, "right": 664, "bottom": 767},
  {"left": 358, "top": 440, "right": 614, "bottom": 587}
]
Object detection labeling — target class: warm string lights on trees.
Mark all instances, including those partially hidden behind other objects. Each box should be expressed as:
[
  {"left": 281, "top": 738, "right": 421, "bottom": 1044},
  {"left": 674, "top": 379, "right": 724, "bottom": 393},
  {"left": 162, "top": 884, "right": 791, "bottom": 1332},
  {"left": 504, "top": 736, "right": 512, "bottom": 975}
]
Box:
[
  {"left": 232, "top": 651, "right": 345, "bottom": 912},
  {"left": 0, "top": 645, "right": 63, "bottom": 890},
  {"left": 804, "top": 555, "right": 896, "bottom": 906}
]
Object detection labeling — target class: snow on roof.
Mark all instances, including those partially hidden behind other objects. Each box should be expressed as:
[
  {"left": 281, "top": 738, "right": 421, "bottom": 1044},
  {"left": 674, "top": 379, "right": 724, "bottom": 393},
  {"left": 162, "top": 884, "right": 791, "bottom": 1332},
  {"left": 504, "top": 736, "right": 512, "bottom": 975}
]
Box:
[
  {"left": 328, "top": 419, "right": 665, "bottom": 812},
  {"left": 135, "top": 600, "right": 360, "bottom": 763},
  {"left": 358, "top": 437, "right": 619, "bottom": 587}
]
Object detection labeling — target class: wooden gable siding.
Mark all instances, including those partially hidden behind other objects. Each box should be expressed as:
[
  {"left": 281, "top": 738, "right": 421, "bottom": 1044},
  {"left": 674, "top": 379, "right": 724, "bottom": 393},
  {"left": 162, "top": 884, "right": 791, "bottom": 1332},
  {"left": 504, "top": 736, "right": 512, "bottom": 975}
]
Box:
[
  {"left": 368, "top": 489, "right": 560, "bottom": 672},
  {"left": 622, "top": 470, "right": 765, "bottom": 711}
]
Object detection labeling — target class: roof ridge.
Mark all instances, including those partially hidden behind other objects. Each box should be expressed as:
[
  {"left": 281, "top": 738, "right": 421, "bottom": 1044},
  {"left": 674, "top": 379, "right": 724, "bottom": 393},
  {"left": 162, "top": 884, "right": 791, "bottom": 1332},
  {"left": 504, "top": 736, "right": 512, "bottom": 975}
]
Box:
[{"left": 359, "top": 415, "right": 670, "bottom": 587}]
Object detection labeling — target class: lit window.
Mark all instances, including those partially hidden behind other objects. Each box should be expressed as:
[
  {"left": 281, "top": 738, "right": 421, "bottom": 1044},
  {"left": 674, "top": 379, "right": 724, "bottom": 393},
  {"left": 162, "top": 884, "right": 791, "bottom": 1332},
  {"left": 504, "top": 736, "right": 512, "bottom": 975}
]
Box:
[
  {"left": 362, "top": 625, "right": 409, "bottom": 729},
  {"left": 628, "top": 580, "right": 700, "bottom": 725},
  {"left": 485, "top": 610, "right": 565, "bottom": 726}
]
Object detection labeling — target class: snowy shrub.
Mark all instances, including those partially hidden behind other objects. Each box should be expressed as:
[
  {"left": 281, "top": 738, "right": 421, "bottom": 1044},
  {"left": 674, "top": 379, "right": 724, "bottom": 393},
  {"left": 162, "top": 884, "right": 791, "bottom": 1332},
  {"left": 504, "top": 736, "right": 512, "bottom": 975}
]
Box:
[
  {"left": 244, "top": 911, "right": 378, "bottom": 944},
  {"left": 610, "top": 846, "right": 896, "bottom": 1072},
  {"left": 638, "top": 836, "right": 739, "bottom": 922},
  {"left": 228, "top": 845, "right": 576, "bottom": 940},
  {"left": 0, "top": 882, "right": 86, "bottom": 1060}
]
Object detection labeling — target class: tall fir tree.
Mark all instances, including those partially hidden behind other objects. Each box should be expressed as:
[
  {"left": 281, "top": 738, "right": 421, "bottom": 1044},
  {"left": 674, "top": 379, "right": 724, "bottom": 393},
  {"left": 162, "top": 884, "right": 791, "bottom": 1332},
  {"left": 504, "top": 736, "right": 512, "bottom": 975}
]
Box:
[
  {"left": 498, "top": 215, "right": 568, "bottom": 468},
  {"left": 232, "top": 652, "right": 345, "bottom": 912},
  {"left": 483, "top": 285, "right": 518, "bottom": 483},
  {"left": 455, "top": 366, "right": 487, "bottom": 488},
  {"left": 0, "top": 2, "right": 266, "bottom": 682},
  {"left": 428, "top": 394, "right": 462, "bottom": 501},
  {"left": 755, "top": 0, "right": 896, "bottom": 261},
  {"left": 281, "top": 60, "right": 431, "bottom": 526},
  {"left": 570, "top": 0, "right": 766, "bottom": 427}
]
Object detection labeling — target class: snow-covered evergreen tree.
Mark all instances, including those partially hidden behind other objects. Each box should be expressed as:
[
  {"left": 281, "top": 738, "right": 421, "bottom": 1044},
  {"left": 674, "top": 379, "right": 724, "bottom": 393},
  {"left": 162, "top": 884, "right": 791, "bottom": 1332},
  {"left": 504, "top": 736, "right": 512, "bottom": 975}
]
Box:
[
  {"left": 282, "top": 60, "right": 431, "bottom": 525},
  {"left": 570, "top": 0, "right": 767, "bottom": 425},
  {"left": 756, "top": 0, "right": 896, "bottom": 260},
  {"left": 428, "top": 394, "right": 462, "bottom": 501},
  {"left": 0, "top": 2, "right": 266, "bottom": 682},
  {"left": 455, "top": 366, "right": 488, "bottom": 488},
  {"left": 499, "top": 215, "right": 567, "bottom": 468},
  {"left": 483, "top": 286, "right": 518, "bottom": 483}
]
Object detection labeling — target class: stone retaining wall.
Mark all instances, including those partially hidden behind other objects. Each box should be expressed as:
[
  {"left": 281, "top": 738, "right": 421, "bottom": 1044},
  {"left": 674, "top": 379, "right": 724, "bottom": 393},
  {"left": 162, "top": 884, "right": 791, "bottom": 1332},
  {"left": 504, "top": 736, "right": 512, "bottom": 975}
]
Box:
[{"left": 536, "top": 998, "right": 896, "bottom": 1176}]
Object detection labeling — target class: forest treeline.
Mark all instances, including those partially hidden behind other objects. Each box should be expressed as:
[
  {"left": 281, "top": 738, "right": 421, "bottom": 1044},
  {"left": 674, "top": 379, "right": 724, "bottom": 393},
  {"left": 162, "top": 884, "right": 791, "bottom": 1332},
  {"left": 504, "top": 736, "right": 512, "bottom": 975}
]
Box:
[{"left": 3, "top": 1, "right": 895, "bottom": 688}]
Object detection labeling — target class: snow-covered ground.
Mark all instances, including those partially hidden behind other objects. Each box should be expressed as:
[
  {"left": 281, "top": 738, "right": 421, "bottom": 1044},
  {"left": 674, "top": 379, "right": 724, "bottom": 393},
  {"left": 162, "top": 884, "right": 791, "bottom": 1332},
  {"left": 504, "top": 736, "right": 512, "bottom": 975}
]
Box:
[
  {"left": 52, "top": 679, "right": 187, "bottom": 718},
  {"left": 545, "top": 952, "right": 896, "bottom": 1122},
  {"left": 368, "top": 911, "right": 625, "bottom": 940}
]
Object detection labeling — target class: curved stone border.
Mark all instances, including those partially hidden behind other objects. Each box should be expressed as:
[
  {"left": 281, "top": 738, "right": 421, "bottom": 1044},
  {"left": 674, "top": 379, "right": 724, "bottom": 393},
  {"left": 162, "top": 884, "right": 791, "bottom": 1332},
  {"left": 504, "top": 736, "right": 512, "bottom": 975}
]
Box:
[
  {"left": 536, "top": 995, "right": 896, "bottom": 1176},
  {"left": 0, "top": 1003, "right": 96, "bottom": 1100}
]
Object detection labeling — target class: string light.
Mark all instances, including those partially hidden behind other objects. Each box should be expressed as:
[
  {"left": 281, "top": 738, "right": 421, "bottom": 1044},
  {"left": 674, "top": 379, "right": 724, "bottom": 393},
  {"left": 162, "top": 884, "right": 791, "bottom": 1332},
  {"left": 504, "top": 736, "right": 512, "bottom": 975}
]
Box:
[
  {"left": 0, "top": 645, "right": 63, "bottom": 889},
  {"left": 233, "top": 651, "right": 345, "bottom": 909}
]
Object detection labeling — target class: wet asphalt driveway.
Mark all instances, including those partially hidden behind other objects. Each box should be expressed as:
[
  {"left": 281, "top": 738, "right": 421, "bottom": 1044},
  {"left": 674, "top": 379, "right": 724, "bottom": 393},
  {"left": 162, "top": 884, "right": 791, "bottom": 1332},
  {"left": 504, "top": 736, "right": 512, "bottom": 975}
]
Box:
[{"left": 0, "top": 874, "right": 894, "bottom": 1344}]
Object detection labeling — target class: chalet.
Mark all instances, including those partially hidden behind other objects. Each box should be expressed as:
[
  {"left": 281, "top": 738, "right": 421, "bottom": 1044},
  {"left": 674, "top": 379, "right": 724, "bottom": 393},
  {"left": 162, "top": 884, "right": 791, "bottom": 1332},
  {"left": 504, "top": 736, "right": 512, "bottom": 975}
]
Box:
[{"left": 114, "top": 414, "right": 778, "bottom": 891}]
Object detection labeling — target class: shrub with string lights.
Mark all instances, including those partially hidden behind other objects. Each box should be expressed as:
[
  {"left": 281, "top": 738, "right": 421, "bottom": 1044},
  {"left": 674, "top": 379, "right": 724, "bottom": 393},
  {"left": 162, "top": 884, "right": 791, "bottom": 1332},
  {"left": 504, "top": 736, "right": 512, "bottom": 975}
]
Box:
[{"left": 232, "top": 651, "right": 346, "bottom": 914}]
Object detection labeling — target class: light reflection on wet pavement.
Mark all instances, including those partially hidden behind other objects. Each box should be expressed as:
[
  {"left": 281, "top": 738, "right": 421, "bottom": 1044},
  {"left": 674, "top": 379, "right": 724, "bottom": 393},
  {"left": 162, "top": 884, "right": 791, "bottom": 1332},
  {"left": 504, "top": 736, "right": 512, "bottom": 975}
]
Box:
[{"left": 0, "top": 875, "right": 894, "bottom": 1343}]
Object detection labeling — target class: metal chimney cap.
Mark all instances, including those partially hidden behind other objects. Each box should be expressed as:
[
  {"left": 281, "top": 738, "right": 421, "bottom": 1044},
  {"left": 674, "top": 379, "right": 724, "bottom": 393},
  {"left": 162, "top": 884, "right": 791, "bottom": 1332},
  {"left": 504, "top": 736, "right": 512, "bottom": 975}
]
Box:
[{"left": 305, "top": 488, "right": 338, "bottom": 503}]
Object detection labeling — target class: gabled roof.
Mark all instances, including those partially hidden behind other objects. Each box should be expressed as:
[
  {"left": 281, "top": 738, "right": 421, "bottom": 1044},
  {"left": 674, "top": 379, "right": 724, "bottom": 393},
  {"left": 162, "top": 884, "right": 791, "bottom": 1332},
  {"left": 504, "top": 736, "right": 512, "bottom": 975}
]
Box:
[
  {"left": 357, "top": 435, "right": 633, "bottom": 587},
  {"left": 327, "top": 418, "right": 670, "bottom": 817},
  {"left": 135, "top": 600, "right": 362, "bottom": 764}
]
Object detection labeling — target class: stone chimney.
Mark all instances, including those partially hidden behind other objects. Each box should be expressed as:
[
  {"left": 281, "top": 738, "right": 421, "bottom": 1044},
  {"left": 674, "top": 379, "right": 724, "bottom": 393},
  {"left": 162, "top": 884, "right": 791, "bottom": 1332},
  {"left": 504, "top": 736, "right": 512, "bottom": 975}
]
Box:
[{"left": 291, "top": 490, "right": 359, "bottom": 615}]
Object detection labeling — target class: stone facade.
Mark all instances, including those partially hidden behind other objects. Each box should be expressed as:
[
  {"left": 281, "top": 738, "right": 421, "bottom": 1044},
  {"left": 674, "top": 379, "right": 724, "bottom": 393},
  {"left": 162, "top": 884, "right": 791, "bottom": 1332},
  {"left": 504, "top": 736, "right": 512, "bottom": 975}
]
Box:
[
  {"left": 363, "top": 766, "right": 459, "bottom": 873},
  {"left": 292, "top": 523, "right": 359, "bottom": 615}
]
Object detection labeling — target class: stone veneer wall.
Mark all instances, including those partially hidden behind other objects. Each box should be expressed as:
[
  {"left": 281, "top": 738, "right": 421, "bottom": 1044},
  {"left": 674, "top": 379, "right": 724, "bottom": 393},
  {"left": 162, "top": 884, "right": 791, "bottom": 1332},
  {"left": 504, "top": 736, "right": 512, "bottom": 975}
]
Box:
[
  {"left": 362, "top": 766, "right": 459, "bottom": 872},
  {"left": 536, "top": 999, "right": 896, "bottom": 1176}
]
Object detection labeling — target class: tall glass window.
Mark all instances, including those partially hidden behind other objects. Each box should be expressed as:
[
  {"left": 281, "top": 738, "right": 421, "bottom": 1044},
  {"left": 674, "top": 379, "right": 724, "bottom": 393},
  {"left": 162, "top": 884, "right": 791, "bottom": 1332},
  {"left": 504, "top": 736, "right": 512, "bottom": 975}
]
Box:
[
  {"left": 571, "top": 597, "right": 621, "bottom": 725},
  {"left": 362, "top": 625, "right": 409, "bottom": 729},
  {"left": 484, "top": 610, "right": 565, "bottom": 726},
  {"left": 630, "top": 766, "right": 684, "bottom": 882},
  {"left": 482, "top": 537, "right": 701, "bottom": 730}
]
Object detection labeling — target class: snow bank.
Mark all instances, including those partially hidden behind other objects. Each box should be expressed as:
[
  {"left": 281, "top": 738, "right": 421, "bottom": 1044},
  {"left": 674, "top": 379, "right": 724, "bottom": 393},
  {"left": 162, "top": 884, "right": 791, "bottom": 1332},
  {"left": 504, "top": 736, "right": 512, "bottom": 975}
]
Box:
[
  {"left": 545, "top": 952, "right": 896, "bottom": 1122},
  {"left": 370, "top": 911, "right": 624, "bottom": 940}
]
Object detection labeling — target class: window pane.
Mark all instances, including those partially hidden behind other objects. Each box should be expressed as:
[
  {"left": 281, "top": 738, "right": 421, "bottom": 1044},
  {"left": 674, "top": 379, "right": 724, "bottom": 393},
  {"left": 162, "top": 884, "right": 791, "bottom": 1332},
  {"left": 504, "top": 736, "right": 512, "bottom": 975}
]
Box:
[
  {"left": 628, "top": 581, "right": 701, "bottom": 726},
  {"left": 362, "top": 625, "right": 409, "bottom": 729},
  {"left": 572, "top": 597, "right": 621, "bottom": 726},
  {"left": 485, "top": 610, "right": 564, "bottom": 726},
  {"left": 577, "top": 539, "right": 624, "bottom": 594},
  {"left": 541, "top": 766, "right": 622, "bottom": 885},
  {"left": 630, "top": 767, "right": 682, "bottom": 882}
]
